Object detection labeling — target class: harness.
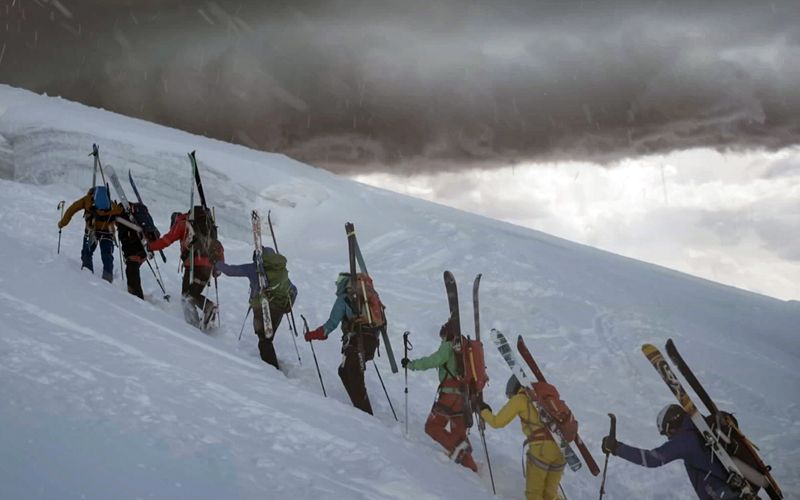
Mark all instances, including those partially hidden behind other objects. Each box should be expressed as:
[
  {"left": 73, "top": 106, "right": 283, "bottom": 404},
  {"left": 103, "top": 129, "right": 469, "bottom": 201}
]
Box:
[{"left": 520, "top": 398, "right": 564, "bottom": 475}]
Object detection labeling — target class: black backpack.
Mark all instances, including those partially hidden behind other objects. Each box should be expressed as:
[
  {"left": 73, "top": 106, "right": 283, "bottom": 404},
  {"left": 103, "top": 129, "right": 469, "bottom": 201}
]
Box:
[
  {"left": 189, "top": 206, "right": 218, "bottom": 257},
  {"left": 130, "top": 203, "right": 159, "bottom": 240}
]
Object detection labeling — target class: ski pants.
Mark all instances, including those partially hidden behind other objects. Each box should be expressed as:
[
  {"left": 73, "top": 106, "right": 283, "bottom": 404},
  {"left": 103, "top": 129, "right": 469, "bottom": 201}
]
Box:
[
  {"left": 81, "top": 231, "right": 114, "bottom": 280},
  {"left": 253, "top": 302, "right": 285, "bottom": 369},
  {"left": 125, "top": 256, "right": 144, "bottom": 299},
  {"left": 182, "top": 265, "right": 215, "bottom": 315},
  {"left": 525, "top": 441, "right": 565, "bottom": 500},
  {"left": 425, "top": 391, "right": 477, "bottom": 472},
  {"left": 338, "top": 333, "right": 378, "bottom": 415}
]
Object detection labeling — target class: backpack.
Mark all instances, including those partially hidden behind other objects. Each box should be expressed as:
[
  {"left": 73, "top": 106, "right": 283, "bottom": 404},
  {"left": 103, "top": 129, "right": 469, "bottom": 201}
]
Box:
[
  {"left": 532, "top": 381, "right": 578, "bottom": 442},
  {"left": 189, "top": 206, "right": 218, "bottom": 257},
  {"left": 703, "top": 412, "right": 767, "bottom": 491},
  {"left": 261, "top": 253, "right": 293, "bottom": 314},
  {"left": 130, "top": 203, "right": 158, "bottom": 240},
  {"left": 460, "top": 337, "right": 489, "bottom": 393},
  {"left": 350, "top": 273, "right": 386, "bottom": 331},
  {"left": 92, "top": 186, "right": 111, "bottom": 211}
]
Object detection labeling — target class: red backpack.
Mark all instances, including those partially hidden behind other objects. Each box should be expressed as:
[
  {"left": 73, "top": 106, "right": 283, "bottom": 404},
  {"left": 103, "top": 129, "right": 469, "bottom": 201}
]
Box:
[
  {"left": 461, "top": 338, "right": 489, "bottom": 393},
  {"left": 352, "top": 273, "right": 386, "bottom": 330},
  {"left": 532, "top": 381, "right": 578, "bottom": 442}
]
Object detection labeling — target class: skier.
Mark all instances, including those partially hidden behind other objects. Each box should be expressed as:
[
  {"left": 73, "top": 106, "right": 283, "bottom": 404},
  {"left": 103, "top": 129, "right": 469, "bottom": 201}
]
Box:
[
  {"left": 400, "top": 319, "right": 478, "bottom": 472},
  {"left": 58, "top": 187, "right": 124, "bottom": 283},
  {"left": 600, "top": 404, "right": 739, "bottom": 500},
  {"left": 304, "top": 272, "right": 378, "bottom": 415},
  {"left": 148, "top": 210, "right": 223, "bottom": 328},
  {"left": 214, "top": 246, "right": 297, "bottom": 369},
  {"left": 479, "top": 376, "right": 565, "bottom": 500},
  {"left": 116, "top": 201, "right": 159, "bottom": 299}
]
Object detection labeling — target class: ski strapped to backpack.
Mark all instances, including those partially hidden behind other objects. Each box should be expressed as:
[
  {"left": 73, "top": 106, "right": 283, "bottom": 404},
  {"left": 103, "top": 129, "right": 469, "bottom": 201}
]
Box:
[
  {"left": 642, "top": 343, "right": 763, "bottom": 498},
  {"left": 491, "top": 328, "right": 584, "bottom": 473},
  {"left": 104, "top": 165, "right": 169, "bottom": 300},
  {"left": 471, "top": 273, "right": 495, "bottom": 494},
  {"left": 517, "top": 335, "right": 600, "bottom": 476},
  {"left": 664, "top": 339, "right": 782, "bottom": 499},
  {"left": 251, "top": 210, "right": 274, "bottom": 339},
  {"left": 84, "top": 144, "right": 112, "bottom": 247},
  {"left": 344, "top": 222, "right": 398, "bottom": 373},
  {"left": 128, "top": 169, "right": 167, "bottom": 263}
]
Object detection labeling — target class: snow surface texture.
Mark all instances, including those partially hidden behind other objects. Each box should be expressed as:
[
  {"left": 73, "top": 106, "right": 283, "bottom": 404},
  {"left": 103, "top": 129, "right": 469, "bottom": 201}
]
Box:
[{"left": 0, "top": 85, "right": 798, "bottom": 499}]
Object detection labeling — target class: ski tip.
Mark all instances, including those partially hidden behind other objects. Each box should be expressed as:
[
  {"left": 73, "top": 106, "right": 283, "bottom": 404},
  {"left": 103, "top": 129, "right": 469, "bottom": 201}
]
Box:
[{"left": 641, "top": 343, "right": 659, "bottom": 356}]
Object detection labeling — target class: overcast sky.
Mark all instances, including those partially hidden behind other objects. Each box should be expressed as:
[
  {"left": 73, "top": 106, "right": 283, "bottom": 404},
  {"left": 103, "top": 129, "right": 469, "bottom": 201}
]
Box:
[
  {"left": 2, "top": 0, "right": 798, "bottom": 299},
  {"left": 356, "top": 147, "right": 800, "bottom": 300}
]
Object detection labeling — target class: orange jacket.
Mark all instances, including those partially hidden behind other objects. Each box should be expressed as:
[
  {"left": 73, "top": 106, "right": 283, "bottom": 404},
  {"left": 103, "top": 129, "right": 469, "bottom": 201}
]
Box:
[
  {"left": 148, "top": 213, "right": 224, "bottom": 269},
  {"left": 58, "top": 193, "right": 124, "bottom": 233}
]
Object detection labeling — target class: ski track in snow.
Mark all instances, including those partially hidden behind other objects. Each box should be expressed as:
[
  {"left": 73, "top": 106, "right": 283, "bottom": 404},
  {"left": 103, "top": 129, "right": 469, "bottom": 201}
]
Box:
[{"left": 0, "top": 85, "right": 798, "bottom": 499}]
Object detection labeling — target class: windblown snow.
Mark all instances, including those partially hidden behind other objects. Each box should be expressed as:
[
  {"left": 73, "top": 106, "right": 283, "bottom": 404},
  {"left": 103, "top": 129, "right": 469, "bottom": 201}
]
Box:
[{"left": 0, "top": 85, "right": 797, "bottom": 499}]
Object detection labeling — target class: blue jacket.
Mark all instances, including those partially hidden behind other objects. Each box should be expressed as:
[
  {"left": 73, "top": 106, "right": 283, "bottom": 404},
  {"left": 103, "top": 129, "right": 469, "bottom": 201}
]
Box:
[
  {"left": 320, "top": 278, "right": 354, "bottom": 338},
  {"left": 215, "top": 247, "right": 297, "bottom": 304},
  {"left": 616, "top": 419, "right": 738, "bottom": 499}
]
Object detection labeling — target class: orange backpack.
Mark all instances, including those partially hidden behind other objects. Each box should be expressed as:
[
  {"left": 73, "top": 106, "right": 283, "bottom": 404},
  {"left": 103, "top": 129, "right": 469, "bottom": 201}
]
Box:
[
  {"left": 461, "top": 338, "right": 489, "bottom": 393},
  {"left": 352, "top": 273, "right": 386, "bottom": 330},
  {"left": 533, "top": 381, "right": 578, "bottom": 442}
]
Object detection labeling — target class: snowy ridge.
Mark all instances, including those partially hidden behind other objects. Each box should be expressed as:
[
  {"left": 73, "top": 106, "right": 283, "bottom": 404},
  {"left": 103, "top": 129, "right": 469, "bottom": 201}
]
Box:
[{"left": 0, "top": 85, "right": 798, "bottom": 499}]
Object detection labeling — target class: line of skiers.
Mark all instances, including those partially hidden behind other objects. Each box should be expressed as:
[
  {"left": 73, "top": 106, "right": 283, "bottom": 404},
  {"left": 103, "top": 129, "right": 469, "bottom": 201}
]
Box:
[{"left": 57, "top": 148, "right": 780, "bottom": 500}]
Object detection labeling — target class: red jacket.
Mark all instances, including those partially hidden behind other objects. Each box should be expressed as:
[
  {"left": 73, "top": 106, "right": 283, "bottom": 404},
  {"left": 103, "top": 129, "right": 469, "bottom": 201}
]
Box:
[{"left": 148, "top": 213, "right": 223, "bottom": 269}]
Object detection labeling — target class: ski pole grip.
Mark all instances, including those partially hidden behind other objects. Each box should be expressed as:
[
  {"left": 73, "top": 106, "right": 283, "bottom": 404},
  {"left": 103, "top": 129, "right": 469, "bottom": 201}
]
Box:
[{"left": 608, "top": 413, "right": 616, "bottom": 438}]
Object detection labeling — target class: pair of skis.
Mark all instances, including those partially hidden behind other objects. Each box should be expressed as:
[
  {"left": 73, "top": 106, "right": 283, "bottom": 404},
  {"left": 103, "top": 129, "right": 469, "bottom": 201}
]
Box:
[
  {"left": 344, "top": 222, "right": 398, "bottom": 373},
  {"left": 490, "top": 328, "right": 601, "bottom": 476},
  {"left": 187, "top": 151, "right": 219, "bottom": 330},
  {"left": 443, "top": 271, "right": 496, "bottom": 493},
  {"left": 643, "top": 340, "right": 782, "bottom": 499},
  {"left": 251, "top": 210, "right": 275, "bottom": 340},
  {"left": 103, "top": 163, "right": 169, "bottom": 301}
]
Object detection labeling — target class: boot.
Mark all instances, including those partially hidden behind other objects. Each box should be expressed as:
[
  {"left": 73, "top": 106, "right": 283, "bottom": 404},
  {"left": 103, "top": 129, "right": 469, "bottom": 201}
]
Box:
[{"left": 201, "top": 303, "right": 218, "bottom": 330}]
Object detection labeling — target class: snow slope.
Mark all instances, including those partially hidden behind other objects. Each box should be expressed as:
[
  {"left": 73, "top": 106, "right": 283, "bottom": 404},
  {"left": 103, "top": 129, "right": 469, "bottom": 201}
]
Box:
[{"left": 0, "top": 85, "right": 798, "bottom": 499}]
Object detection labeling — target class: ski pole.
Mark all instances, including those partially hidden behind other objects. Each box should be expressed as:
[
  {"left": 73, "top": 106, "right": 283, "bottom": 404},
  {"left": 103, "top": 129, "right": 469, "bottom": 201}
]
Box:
[
  {"left": 373, "top": 361, "right": 398, "bottom": 422},
  {"left": 403, "top": 331, "right": 412, "bottom": 436},
  {"left": 478, "top": 418, "right": 496, "bottom": 494},
  {"left": 598, "top": 413, "right": 616, "bottom": 500},
  {"left": 114, "top": 230, "right": 125, "bottom": 283},
  {"left": 214, "top": 275, "right": 221, "bottom": 327},
  {"left": 286, "top": 307, "right": 302, "bottom": 365},
  {"left": 151, "top": 257, "right": 170, "bottom": 301},
  {"left": 301, "top": 314, "right": 326, "bottom": 397},
  {"left": 238, "top": 306, "right": 251, "bottom": 341},
  {"left": 145, "top": 259, "right": 169, "bottom": 300},
  {"left": 57, "top": 201, "right": 65, "bottom": 254}
]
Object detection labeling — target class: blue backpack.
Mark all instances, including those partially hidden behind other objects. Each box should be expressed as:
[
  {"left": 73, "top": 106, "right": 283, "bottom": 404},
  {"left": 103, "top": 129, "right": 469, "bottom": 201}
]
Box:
[{"left": 92, "top": 186, "right": 112, "bottom": 211}]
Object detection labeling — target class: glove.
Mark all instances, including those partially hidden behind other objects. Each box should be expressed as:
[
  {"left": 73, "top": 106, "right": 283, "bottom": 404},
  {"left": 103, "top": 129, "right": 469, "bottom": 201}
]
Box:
[
  {"left": 58, "top": 220, "right": 65, "bottom": 229},
  {"left": 401, "top": 357, "right": 411, "bottom": 369},
  {"left": 601, "top": 434, "right": 618, "bottom": 455},
  {"left": 304, "top": 326, "right": 326, "bottom": 341},
  {"left": 479, "top": 402, "right": 492, "bottom": 414}
]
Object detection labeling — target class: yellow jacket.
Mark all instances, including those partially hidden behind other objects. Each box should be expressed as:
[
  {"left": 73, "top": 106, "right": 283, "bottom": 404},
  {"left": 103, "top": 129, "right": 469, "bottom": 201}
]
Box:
[
  {"left": 481, "top": 391, "right": 565, "bottom": 465},
  {"left": 59, "top": 193, "right": 123, "bottom": 233}
]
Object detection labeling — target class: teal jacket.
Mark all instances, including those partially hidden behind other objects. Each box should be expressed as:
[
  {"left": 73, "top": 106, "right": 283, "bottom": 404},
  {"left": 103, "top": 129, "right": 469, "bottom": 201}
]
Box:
[
  {"left": 321, "top": 279, "right": 355, "bottom": 338},
  {"left": 408, "top": 340, "right": 460, "bottom": 392}
]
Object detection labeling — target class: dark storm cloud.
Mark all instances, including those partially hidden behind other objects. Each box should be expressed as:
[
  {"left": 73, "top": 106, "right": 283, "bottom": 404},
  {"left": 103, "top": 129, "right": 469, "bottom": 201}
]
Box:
[{"left": 2, "top": 0, "right": 799, "bottom": 173}]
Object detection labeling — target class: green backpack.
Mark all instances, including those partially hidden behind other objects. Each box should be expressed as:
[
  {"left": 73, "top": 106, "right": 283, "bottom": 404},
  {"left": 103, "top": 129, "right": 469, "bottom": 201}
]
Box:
[{"left": 256, "top": 252, "right": 292, "bottom": 313}]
